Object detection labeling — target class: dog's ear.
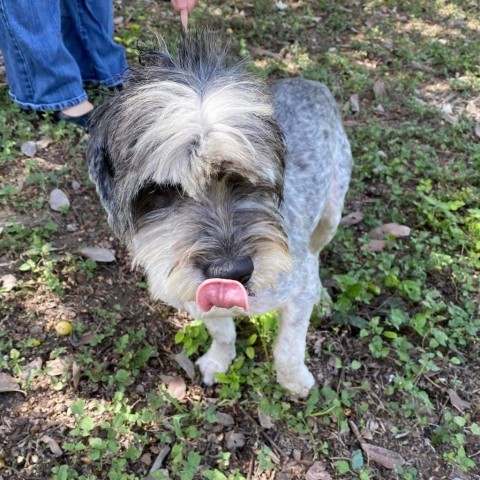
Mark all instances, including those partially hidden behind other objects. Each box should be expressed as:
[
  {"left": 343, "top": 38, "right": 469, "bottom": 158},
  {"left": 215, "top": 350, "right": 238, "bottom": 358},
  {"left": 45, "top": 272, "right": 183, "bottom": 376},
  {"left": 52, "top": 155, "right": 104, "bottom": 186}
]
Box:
[{"left": 86, "top": 120, "right": 116, "bottom": 220}]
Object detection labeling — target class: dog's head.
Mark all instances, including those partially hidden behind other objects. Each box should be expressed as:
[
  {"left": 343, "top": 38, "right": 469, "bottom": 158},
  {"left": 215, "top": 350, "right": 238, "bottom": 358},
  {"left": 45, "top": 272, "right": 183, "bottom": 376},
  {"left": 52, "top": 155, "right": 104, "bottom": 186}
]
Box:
[{"left": 87, "top": 30, "right": 292, "bottom": 314}]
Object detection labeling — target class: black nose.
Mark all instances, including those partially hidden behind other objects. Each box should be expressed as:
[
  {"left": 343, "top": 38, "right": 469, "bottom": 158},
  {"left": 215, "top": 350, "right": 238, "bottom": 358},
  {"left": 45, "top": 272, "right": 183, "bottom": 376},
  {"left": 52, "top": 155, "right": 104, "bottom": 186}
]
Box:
[{"left": 204, "top": 256, "right": 254, "bottom": 285}]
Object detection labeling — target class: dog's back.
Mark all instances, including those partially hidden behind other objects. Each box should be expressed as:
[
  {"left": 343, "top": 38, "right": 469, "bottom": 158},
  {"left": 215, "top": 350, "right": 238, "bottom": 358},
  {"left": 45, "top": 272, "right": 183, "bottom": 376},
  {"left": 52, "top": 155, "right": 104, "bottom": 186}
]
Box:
[{"left": 270, "top": 78, "right": 352, "bottom": 256}]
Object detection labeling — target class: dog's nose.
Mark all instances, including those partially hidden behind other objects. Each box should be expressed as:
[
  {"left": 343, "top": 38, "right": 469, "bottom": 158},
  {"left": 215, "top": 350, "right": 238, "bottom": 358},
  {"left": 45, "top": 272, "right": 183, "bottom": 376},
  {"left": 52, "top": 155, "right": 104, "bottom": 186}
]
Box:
[{"left": 205, "top": 256, "right": 254, "bottom": 285}]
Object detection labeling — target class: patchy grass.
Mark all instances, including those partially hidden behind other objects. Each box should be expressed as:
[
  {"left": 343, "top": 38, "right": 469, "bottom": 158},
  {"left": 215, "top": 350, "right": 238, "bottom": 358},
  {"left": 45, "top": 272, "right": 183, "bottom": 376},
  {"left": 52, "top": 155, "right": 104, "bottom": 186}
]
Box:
[{"left": 1, "top": 1, "right": 479, "bottom": 479}]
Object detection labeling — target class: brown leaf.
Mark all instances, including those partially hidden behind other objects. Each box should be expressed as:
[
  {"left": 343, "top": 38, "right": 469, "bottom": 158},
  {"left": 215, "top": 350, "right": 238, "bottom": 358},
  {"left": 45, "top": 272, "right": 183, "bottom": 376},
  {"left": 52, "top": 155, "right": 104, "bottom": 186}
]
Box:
[
  {"left": 225, "top": 430, "right": 246, "bottom": 450},
  {"left": 253, "top": 47, "right": 282, "bottom": 59},
  {"left": 442, "top": 112, "right": 459, "bottom": 125},
  {"left": 72, "top": 361, "right": 81, "bottom": 390},
  {"left": 368, "top": 223, "right": 411, "bottom": 240},
  {"left": 448, "top": 389, "right": 471, "bottom": 412},
  {"left": 349, "top": 94, "right": 360, "bottom": 113},
  {"left": 49, "top": 188, "right": 70, "bottom": 211},
  {"left": 21, "top": 357, "right": 43, "bottom": 380},
  {"left": 162, "top": 375, "right": 186, "bottom": 401},
  {"left": 79, "top": 247, "right": 116, "bottom": 263},
  {"left": 215, "top": 412, "right": 235, "bottom": 427},
  {"left": 36, "top": 137, "right": 52, "bottom": 150},
  {"left": 373, "top": 80, "right": 386, "bottom": 100},
  {"left": 46, "top": 356, "right": 73, "bottom": 376},
  {"left": 258, "top": 407, "right": 275, "bottom": 429},
  {"left": 21, "top": 141, "right": 37, "bottom": 157},
  {"left": 361, "top": 443, "right": 405, "bottom": 469},
  {"left": 1, "top": 274, "right": 17, "bottom": 292},
  {"left": 340, "top": 211, "right": 364, "bottom": 226},
  {"left": 305, "top": 461, "right": 332, "bottom": 480},
  {"left": 361, "top": 240, "right": 386, "bottom": 252},
  {"left": 149, "top": 445, "right": 170, "bottom": 471},
  {"left": 0, "top": 372, "right": 24, "bottom": 394},
  {"left": 69, "top": 331, "right": 97, "bottom": 347},
  {"left": 40, "top": 435, "right": 63, "bottom": 456},
  {"left": 172, "top": 353, "right": 196, "bottom": 380},
  {"left": 410, "top": 60, "right": 435, "bottom": 73}
]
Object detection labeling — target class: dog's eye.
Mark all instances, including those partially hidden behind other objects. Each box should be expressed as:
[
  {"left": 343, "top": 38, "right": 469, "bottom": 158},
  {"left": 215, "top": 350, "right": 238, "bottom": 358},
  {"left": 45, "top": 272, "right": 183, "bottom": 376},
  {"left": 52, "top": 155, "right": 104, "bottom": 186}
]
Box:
[{"left": 133, "top": 182, "right": 183, "bottom": 219}]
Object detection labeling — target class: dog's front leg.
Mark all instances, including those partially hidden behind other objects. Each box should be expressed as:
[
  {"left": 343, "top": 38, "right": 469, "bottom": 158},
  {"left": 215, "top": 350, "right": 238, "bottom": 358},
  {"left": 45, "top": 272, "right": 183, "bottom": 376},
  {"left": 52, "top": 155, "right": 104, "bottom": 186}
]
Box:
[
  {"left": 196, "top": 316, "right": 236, "bottom": 385},
  {"left": 274, "top": 300, "right": 315, "bottom": 397}
]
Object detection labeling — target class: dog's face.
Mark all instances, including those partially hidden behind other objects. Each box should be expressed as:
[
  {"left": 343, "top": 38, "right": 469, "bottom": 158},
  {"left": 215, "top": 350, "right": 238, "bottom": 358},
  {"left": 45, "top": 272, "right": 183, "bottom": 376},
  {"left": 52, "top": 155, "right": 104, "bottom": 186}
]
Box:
[{"left": 87, "top": 32, "right": 292, "bottom": 315}]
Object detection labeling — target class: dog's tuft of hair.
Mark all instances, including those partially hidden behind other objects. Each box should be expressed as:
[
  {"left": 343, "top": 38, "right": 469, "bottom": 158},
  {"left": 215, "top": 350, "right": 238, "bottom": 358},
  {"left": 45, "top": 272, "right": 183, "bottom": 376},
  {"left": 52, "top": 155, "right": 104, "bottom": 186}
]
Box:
[{"left": 87, "top": 30, "right": 286, "bottom": 237}]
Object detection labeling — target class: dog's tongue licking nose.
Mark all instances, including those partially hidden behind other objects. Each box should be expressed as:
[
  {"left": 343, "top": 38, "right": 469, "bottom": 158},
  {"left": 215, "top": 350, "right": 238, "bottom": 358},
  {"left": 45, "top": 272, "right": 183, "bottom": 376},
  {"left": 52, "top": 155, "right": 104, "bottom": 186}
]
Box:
[{"left": 196, "top": 279, "right": 249, "bottom": 313}]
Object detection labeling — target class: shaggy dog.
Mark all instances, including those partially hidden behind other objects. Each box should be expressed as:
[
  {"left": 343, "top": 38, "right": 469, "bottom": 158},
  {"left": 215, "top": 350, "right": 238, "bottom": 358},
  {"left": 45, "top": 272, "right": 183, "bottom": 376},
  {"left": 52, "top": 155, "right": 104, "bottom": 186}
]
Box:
[{"left": 86, "top": 31, "right": 352, "bottom": 397}]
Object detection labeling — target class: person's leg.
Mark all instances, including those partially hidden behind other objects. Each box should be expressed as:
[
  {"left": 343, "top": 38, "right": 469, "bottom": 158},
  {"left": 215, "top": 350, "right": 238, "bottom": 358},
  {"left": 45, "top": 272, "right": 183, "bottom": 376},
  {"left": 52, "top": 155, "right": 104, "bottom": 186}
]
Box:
[
  {"left": 0, "top": 0, "right": 89, "bottom": 111},
  {"left": 60, "top": 0, "right": 128, "bottom": 87}
]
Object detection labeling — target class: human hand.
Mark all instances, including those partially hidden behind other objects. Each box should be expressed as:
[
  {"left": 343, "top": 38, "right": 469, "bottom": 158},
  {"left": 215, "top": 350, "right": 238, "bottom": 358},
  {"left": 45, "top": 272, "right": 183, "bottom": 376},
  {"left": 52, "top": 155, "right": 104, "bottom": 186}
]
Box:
[{"left": 171, "top": 0, "right": 199, "bottom": 29}]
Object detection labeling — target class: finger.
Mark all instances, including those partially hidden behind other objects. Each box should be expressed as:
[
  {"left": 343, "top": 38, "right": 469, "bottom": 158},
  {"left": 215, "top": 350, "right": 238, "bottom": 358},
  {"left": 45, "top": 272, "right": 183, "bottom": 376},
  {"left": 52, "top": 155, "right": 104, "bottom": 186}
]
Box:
[
  {"left": 180, "top": 9, "right": 188, "bottom": 30},
  {"left": 171, "top": 0, "right": 197, "bottom": 13}
]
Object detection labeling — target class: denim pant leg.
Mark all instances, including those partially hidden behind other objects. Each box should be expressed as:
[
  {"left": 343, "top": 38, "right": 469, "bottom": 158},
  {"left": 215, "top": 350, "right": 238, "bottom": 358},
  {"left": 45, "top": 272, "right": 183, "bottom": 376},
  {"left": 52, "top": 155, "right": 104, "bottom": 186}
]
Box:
[
  {"left": 60, "top": 0, "right": 128, "bottom": 87},
  {"left": 0, "top": 0, "right": 87, "bottom": 111}
]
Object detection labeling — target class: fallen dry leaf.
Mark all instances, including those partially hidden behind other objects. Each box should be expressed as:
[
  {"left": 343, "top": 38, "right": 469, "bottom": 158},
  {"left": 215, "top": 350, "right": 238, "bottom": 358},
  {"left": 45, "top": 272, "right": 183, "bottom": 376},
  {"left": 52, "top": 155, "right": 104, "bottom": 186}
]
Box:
[
  {"left": 36, "top": 137, "right": 52, "bottom": 150},
  {"left": 258, "top": 407, "right": 275, "bottom": 429},
  {"left": 361, "top": 240, "right": 386, "bottom": 252},
  {"left": 21, "top": 357, "right": 43, "bottom": 380},
  {"left": 79, "top": 247, "right": 116, "bottom": 263},
  {"left": 361, "top": 443, "right": 405, "bottom": 469},
  {"left": 72, "top": 361, "right": 81, "bottom": 390},
  {"left": 0, "top": 372, "right": 24, "bottom": 394},
  {"left": 410, "top": 60, "right": 435, "bottom": 73},
  {"left": 172, "top": 353, "right": 196, "bottom": 380},
  {"left": 162, "top": 375, "right": 186, "bottom": 401},
  {"left": 253, "top": 47, "right": 282, "bottom": 59},
  {"left": 70, "top": 331, "right": 97, "bottom": 347},
  {"left": 46, "top": 356, "right": 73, "bottom": 376},
  {"left": 145, "top": 446, "right": 170, "bottom": 480},
  {"left": 349, "top": 94, "right": 360, "bottom": 113},
  {"left": 368, "top": 223, "right": 411, "bottom": 240},
  {"left": 215, "top": 412, "right": 235, "bottom": 427},
  {"left": 21, "top": 141, "right": 37, "bottom": 157},
  {"left": 225, "top": 430, "right": 246, "bottom": 450},
  {"left": 441, "top": 103, "right": 453, "bottom": 115},
  {"left": 40, "top": 435, "right": 63, "bottom": 456},
  {"left": 448, "top": 389, "right": 471, "bottom": 412},
  {"left": 305, "top": 461, "right": 332, "bottom": 480},
  {"left": 442, "top": 112, "right": 459, "bottom": 125},
  {"left": 340, "top": 211, "right": 364, "bottom": 226},
  {"left": 49, "top": 188, "right": 70, "bottom": 211},
  {"left": 373, "top": 80, "right": 386, "bottom": 100},
  {"left": 1, "top": 274, "right": 17, "bottom": 292}
]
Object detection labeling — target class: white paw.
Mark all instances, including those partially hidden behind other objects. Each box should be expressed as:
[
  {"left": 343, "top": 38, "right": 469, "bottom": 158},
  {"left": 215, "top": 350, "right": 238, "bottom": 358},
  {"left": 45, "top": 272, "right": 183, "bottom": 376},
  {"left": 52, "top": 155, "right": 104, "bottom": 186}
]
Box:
[
  {"left": 276, "top": 365, "right": 315, "bottom": 398},
  {"left": 196, "top": 350, "right": 234, "bottom": 386}
]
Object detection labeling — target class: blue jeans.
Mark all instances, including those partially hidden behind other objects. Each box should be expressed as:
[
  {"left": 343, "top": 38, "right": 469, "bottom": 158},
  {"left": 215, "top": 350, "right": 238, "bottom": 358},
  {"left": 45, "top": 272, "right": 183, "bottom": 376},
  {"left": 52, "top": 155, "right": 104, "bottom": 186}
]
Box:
[{"left": 0, "top": 0, "right": 128, "bottom": 111}]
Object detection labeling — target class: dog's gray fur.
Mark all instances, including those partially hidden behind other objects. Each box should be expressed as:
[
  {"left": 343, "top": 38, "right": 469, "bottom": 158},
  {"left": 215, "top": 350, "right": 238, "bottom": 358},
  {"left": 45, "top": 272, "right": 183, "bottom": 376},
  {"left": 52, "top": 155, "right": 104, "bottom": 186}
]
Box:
[{"left": 87, "top": 31, "right": 352, "bottom": 397}]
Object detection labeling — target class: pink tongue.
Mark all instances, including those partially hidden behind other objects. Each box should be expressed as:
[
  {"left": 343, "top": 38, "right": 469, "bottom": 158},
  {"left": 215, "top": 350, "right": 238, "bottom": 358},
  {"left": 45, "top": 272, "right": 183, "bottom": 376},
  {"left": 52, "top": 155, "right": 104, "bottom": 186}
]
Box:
[{"left": 196, "top": 279, "right": 249, "bottom": 313}]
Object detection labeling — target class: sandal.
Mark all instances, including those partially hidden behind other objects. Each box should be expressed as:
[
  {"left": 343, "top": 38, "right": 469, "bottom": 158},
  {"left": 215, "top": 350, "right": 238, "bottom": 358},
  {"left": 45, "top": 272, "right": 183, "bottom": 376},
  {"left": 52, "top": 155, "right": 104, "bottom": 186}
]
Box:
[{"left": 53, "top": 109, "right": 93, "bottom": 130}]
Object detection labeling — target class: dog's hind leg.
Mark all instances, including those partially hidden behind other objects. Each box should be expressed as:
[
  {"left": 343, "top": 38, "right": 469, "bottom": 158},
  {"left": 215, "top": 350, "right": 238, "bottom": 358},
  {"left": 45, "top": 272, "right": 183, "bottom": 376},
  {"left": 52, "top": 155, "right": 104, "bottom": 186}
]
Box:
[
  {"left": 274, "top": 297, "right": 316, "bottom": 397},
  {"left": 196, "top": 316, "right": 236, "bottom": 385}
]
